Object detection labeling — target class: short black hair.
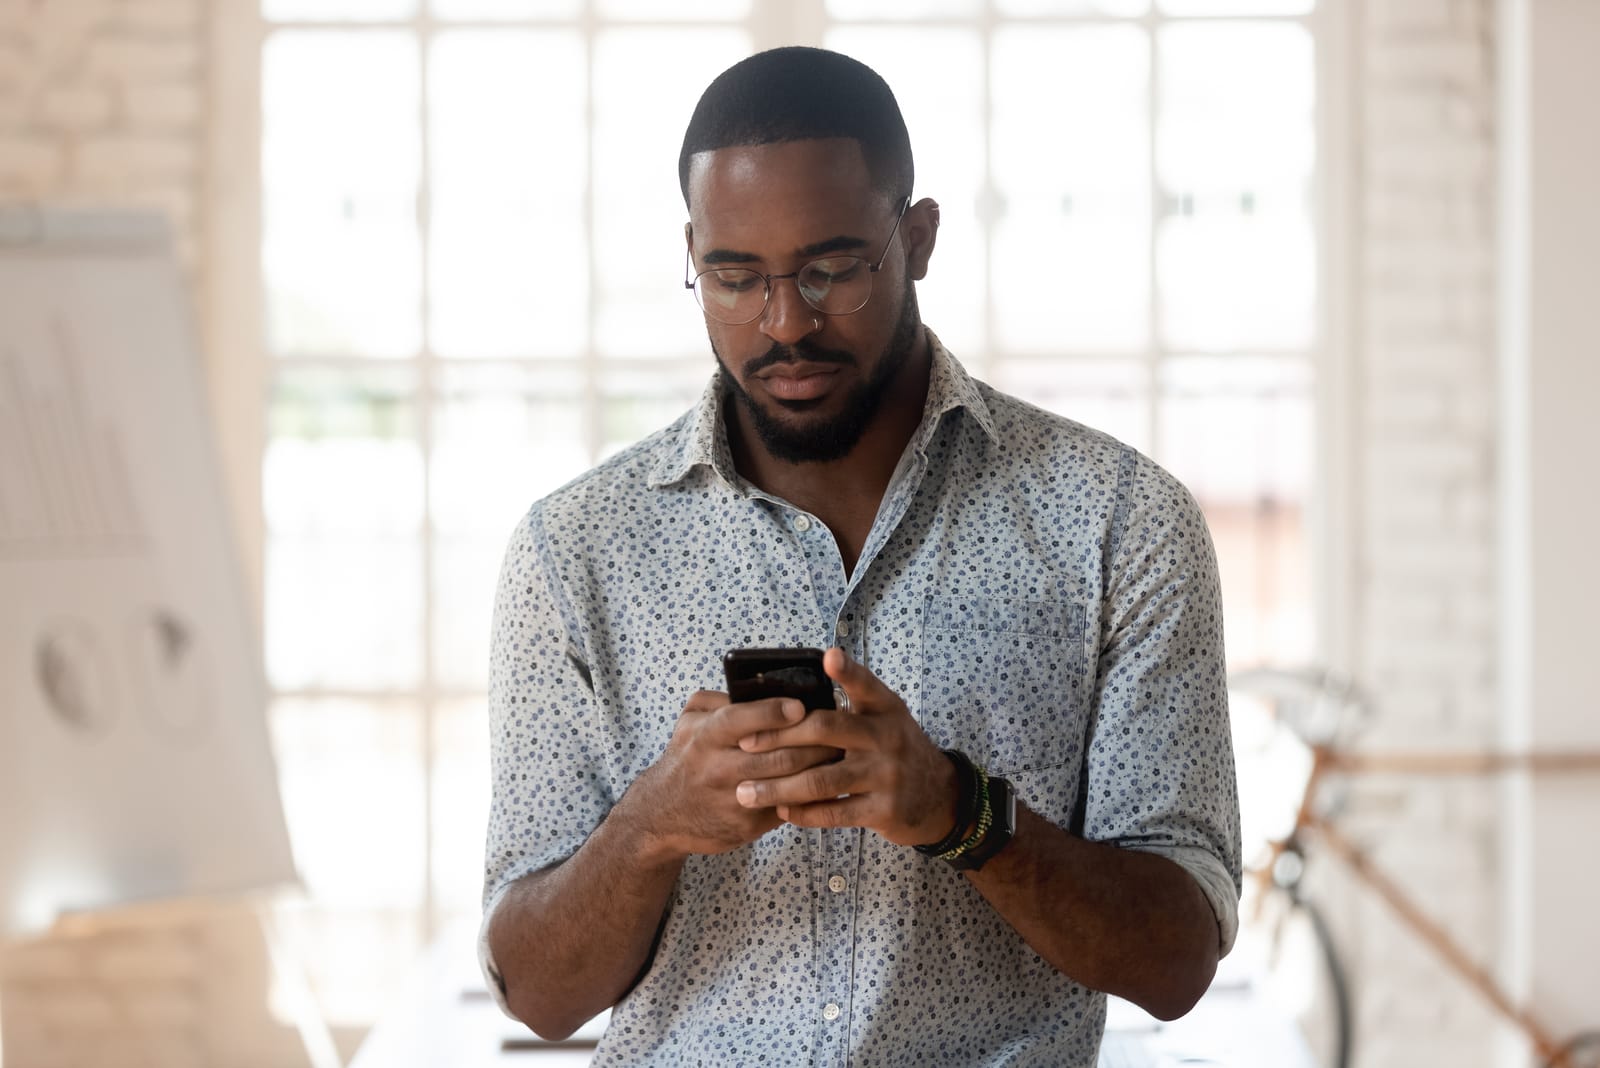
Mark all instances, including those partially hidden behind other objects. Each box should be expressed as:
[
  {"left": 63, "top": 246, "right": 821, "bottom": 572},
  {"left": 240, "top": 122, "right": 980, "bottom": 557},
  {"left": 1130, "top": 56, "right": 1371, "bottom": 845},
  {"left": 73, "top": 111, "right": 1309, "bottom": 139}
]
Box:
[{"left": 678, "top": 46, "right": 914, "bottom": 209}]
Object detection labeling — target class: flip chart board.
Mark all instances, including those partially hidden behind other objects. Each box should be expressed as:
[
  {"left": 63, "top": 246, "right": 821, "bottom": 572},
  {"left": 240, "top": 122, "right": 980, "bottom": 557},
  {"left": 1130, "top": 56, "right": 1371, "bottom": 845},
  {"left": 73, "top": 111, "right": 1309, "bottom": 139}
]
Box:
[{"left": 0, "top": 207, "right": 296, "bottom": 939}]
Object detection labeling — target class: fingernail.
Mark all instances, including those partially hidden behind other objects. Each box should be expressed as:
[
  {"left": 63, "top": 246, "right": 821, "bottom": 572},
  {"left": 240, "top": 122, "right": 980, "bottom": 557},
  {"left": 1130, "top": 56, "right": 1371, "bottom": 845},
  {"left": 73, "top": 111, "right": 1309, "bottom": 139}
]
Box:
[
  {"left": 785, "top": 700, "right": 803, "bottom": 721},
  {"left": 736, "top": 782, "right": 757, "bottom": 806}
]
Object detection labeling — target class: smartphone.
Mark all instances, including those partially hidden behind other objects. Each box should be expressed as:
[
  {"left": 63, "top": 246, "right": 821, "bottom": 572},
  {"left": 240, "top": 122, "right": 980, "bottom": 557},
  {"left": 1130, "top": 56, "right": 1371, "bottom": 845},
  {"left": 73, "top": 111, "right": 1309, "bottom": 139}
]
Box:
[{"left": 722, "top": 647, "right": 835, "bottom": 711}]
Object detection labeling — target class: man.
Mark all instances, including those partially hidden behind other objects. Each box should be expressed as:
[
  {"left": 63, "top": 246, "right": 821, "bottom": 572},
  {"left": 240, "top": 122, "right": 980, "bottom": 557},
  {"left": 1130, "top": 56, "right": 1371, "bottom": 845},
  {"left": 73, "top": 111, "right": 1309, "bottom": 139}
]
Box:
[{"left": 481, "top": 46, "right": 1240, "bottom": 1067}]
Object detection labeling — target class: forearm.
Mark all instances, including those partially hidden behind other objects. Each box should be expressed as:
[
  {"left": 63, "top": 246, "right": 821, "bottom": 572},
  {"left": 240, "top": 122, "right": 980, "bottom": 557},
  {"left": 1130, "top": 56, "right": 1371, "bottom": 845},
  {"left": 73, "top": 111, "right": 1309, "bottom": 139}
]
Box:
[
  {"left": 487, "top": 782, "right": 685, "bottom": 1039},
  {"left": 966, "top": 804, "right": 1219, "bottom": 1020}
]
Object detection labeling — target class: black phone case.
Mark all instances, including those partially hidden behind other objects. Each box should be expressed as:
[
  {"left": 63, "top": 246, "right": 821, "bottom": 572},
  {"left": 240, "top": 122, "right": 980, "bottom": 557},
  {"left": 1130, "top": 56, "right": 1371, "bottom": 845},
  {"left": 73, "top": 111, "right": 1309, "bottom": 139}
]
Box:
[{"left": 723, "top": 647, "right": 834, "bottom": 711}]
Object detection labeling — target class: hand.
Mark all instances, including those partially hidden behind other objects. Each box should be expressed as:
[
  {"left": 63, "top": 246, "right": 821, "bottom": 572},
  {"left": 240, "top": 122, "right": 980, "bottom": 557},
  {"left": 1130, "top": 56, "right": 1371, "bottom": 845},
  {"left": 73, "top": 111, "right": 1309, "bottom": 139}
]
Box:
[
  {"left": 732, "top": 648, "right": 960, "bottom": 848},
  {"left": 630, "top": 690, "right": 842, "bottom": 860}
]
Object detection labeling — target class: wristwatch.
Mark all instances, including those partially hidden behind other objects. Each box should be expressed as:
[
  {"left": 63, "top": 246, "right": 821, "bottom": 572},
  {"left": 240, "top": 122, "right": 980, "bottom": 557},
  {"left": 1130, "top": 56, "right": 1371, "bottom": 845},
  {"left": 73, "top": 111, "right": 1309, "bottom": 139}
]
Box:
[{"left": 947, "top": 772, "right": 1016, "bottom": 872}]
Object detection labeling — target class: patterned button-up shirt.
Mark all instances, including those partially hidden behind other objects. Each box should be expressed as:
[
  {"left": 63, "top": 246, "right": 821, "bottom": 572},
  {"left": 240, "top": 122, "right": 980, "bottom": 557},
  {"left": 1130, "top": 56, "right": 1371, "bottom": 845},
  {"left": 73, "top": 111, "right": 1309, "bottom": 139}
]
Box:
[{"left": 480, "top": 331, "right": 1241, "bottom": 1067}]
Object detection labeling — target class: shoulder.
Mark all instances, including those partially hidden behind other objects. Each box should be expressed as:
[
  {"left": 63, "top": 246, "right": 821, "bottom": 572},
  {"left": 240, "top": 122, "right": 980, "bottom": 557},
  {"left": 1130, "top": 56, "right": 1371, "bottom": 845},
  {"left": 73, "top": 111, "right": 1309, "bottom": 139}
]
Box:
[{"left": 527, "top": 413, "right": 696, "bottom": 530}]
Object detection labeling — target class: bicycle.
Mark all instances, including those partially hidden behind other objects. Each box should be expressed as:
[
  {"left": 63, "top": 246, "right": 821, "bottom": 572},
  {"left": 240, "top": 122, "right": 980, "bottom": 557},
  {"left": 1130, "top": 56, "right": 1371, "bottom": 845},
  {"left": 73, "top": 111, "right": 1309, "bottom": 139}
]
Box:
[{"left": 1229, "top": 667, "right": 1600, "bottom": 1068}]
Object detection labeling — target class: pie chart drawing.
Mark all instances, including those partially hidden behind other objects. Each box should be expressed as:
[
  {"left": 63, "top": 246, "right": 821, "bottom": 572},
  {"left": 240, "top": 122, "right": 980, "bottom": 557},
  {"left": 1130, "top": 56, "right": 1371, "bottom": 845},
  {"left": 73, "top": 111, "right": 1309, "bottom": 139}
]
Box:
[
  {"left": 34, "top": 618, "right": 114, "bottom": 736},
  {"left": 129, "top": 608, "right": 214, "bottom": 740}
]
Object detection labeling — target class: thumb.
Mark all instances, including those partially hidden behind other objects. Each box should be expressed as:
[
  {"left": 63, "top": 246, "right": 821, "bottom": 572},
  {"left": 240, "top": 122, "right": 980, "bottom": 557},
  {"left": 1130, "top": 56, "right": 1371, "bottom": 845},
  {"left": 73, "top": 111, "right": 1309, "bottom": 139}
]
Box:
[{"left": 823, "top": 646, "right": 881, "bottom": 711}]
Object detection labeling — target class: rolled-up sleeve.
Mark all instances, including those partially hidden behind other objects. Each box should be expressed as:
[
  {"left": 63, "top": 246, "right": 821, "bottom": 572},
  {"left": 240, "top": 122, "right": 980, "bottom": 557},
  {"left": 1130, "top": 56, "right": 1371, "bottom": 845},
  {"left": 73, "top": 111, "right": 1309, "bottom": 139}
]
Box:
[
  {"left": 477, "top": 505, "right": 613, "bottom": 1014},
  {"left": 1086, "top": 455, "right": 1242, "bottom": 955}
]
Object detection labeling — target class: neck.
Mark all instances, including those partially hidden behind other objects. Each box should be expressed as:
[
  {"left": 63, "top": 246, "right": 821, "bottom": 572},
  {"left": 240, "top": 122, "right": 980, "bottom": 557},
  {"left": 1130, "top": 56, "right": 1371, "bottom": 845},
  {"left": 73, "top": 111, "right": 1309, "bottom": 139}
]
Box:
[{"left": 728, "top": 333, "right": 932, "bottom": 568}]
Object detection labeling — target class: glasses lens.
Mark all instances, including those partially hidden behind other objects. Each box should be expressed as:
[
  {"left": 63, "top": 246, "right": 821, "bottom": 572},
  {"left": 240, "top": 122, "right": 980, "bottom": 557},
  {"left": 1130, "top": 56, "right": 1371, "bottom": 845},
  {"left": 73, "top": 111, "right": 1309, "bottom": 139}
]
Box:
[
  {"left": 694, "top": 269, "right": 765, "bottom": 323},
  {"left": 798, "top": 257, "right": 871, "bottom": 315}
]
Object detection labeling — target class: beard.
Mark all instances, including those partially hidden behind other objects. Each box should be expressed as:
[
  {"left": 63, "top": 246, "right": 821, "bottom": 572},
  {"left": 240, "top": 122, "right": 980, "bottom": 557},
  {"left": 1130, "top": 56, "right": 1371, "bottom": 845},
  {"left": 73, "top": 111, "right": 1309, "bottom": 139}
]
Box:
[{"left": 714, "top": 282, "right": 922, "bottom": 464}]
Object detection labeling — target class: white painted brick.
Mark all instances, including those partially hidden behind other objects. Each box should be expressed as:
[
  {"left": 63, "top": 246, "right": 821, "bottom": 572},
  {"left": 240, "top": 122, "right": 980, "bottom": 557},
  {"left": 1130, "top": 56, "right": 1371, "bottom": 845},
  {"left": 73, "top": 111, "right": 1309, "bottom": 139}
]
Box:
[
  {"left": 30, "top": 986, "right": 121, "bottom": 1032},
  {"left": 122, "top": 986, "right": 204, "bottom": 1031},
  {"left": 92, "top": 936, "right": 203, "bottom": 983},
  {"left": 87, "top": 36, "right": 200, "bottom": 82},
  {"left": 1364, "top": 341, "right": 1485, "bottom": 384},
  {"left": 1365, "top": 140, "right": 1493, "bottom": 190},
  {"left": 39, "top": 84, "right": 116, "bottom": 129},
  {"left": 0, "top": 939, "right": 88, "bottom": 983},
  {"left": 114, "top": 0, "right": 205, "bottom": 34},
  {"left": 123, "top": 83, "right": 202, "bottom": 127},
  {"left": 30, "top": 1, "right": 117, "bottom": 56},
  {"left": 0, "top": 134, "right": 65, "bottom": 189},
  {"left": 1367, "top": 0, "right": 1454, "bottom": 33},
  {"left": 1366, "top": 37, "right": 1489, "bottom": 89},
  {"left": 74, "top": 133, "right": 196, "bottom": 183},
  {"left": 1362, "top": 383, "right": 1451, "bottom": 429}
]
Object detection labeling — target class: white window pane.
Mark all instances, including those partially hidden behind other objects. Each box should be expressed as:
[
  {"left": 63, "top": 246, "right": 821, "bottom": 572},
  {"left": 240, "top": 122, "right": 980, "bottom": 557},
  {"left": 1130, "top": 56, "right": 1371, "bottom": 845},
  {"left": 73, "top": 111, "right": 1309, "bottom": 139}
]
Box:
[
  {"left": 1158, "top": 355, "right": 1311, "bottom": 500},
  {"left": 996, "top": 0, "right": 1148, "bottom": 14},
  {"left": 823, "top": 27, "right": 986, "bottom": 355},
  {"left": 991, "top": 359, "right": 1153, "bottom": 452},
  {"left": 433, "top": 538, "right": 504, "bottom": 691},
  {"left": 431, "top": 365, "right": 588, "bottom": 539},
  {"left": 598, "top": 380, "right": 707, "bottom": 458},
  {"left": 598, "top": 0, "right": 750, "bottom": 16},
  {"left": 1158, "top": 203, "right": 1313, "bottom": 351},
  {"left": 267, "top": 538, "right": 422, "bottom": 690},
  {"left": 1158, "top": 21, "right": 1314, "bottom": 193},
  {"left": 1158, "top": 358, "right": 1312, "bottom": 666},
  {"left": 992, "top": 26, "right": 1149, "bottom": 353},
  {"left": 265, "top": 369, "right": 421, "bottom": 537},
  {"left": 1159, "top": 0, "right": 1314, "bottom": 14},
  {"left": 262, "top": 31, "right": 421, "bottom": 358},
  {"left": 431, "top": 0, "right": 579, "bottom": 17},
  {"left": 430, "top": 31, "right": 588, "bottom": 358},
  {"left": 271, "top": 699, "right": 425, "bottom": 909},
  {"left": 592, "top": 28, "right": 749, "bottom": 358},
  {"left": 264, "top": 0, "right": 416, "bottom": 20},
  {"left": 827, "top": 0, "right": 980, "bottom": 17},
  {"left": 431, "top": 698, "right": 491, "bottom": 919}
]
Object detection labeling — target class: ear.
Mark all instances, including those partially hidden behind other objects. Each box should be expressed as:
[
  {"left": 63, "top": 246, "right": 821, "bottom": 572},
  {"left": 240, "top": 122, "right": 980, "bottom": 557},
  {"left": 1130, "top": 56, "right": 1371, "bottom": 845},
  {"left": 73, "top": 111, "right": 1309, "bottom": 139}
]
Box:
[{"left": 902, "top": 197, "right": 939, "bottom": 281}]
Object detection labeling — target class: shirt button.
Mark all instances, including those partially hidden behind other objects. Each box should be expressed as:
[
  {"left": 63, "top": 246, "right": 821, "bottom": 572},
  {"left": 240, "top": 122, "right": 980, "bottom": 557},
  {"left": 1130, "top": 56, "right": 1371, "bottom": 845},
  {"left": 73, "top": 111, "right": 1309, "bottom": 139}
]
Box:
[
  {"left": 793, "top": 514, "right": 812, "bottom": 532},
  {"left": 822, "top": 1003, "right": 841, "bottom": 1021},
  {"left": 827, "top": 874, "right": 847, "bottom": 893},
  {"left": 834, "top": 619, "right": 849, "bottom": 638}
]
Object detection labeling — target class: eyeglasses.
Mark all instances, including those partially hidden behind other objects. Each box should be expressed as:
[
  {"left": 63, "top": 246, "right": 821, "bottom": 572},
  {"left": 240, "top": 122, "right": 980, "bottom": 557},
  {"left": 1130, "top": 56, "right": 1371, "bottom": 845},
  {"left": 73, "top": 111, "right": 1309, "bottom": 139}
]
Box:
[{"left": 685, "top": 196, "right": 910, "bottom": 325}]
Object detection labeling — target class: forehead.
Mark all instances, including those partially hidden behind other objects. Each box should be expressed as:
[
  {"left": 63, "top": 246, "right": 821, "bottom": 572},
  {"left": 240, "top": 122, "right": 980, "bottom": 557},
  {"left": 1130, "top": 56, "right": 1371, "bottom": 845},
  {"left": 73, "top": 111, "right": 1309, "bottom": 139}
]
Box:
[{"left": 687, "top": 138, "right": 885, "bottom": 249}]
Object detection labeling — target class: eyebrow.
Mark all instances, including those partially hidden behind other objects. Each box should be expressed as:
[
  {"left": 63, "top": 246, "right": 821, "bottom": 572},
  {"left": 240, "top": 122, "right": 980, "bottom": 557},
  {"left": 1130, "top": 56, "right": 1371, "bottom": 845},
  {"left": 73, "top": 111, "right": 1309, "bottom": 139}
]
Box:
[{"left": 699, "top": 233, "right": 871, "bottom": 267}]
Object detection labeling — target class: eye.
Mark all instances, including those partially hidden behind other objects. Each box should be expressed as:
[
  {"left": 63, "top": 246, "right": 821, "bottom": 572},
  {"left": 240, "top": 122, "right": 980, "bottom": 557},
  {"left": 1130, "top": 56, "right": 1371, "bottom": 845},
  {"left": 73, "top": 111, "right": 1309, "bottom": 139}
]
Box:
[
  {"left": 804, "top": 258, "right": 865, "bottom": 284},
  {"left": 710, "top": 269, "right": 761, "bottom": 292}
]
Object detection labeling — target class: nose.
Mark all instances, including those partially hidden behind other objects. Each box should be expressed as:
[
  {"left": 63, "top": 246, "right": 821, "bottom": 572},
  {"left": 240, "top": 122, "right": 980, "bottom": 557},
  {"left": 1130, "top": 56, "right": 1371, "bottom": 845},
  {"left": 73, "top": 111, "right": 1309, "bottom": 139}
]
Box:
[{"left": 759, "top": 275, "right": 820, "bottom": 346}]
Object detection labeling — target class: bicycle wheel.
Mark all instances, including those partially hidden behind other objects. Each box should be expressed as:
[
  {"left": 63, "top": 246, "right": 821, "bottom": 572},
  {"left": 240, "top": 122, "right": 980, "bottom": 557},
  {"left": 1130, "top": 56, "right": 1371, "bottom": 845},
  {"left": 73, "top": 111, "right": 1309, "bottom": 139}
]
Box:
[{"left": 1259, "top": 890, "right": 1353, "bottom": 1068}]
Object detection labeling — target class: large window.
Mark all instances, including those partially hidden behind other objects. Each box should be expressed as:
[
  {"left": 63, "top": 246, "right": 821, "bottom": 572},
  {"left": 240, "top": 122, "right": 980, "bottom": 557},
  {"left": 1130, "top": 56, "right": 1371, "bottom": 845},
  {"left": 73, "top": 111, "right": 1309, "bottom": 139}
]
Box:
[{"left": 258, "top": 0, "right": 1324, "bottom": 1027}]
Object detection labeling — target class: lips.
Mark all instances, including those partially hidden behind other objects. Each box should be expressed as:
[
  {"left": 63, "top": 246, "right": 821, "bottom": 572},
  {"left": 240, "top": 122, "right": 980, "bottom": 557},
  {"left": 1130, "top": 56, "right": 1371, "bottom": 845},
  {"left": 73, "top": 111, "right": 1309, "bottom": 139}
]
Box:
[{"left": 755, "top": 363, "right": 841, "bottom": 402}]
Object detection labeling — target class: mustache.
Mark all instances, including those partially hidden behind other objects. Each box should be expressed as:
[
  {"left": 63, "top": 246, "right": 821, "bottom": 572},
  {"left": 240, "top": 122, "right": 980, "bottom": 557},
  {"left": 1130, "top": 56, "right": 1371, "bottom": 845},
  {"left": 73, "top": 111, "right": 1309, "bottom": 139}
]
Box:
[{"left": 744, "top": 341, "right": 858, "bottom": 376}]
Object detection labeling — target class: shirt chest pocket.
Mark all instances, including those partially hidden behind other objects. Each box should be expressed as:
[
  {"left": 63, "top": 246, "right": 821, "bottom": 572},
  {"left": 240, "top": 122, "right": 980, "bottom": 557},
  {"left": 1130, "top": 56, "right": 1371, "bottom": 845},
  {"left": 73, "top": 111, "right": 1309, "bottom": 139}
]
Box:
[{"left": 919, "top": 595, "right": 1091, "bottom": 775}]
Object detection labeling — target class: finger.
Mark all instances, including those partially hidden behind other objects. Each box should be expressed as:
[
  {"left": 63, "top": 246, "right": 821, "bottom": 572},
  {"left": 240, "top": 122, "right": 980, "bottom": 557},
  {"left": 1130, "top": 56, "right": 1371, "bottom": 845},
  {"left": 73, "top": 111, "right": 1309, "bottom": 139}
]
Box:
[
  {"left": 823, "top": 647, "right": 894, "bottom": 716},
  {"left": 736, "top": 758, "right": 858, "bottom": 809},
  {"left": 710, "top": 696, "right": 806, "bottom": 745},
  {"left": 738, "top": 707, "right": 874, "bottom": 753},
  {"left": 683, "top": 689, "right": 729, "bottom": 715},
  {"left": 777, "top": 795, "right": 876, "bottom": 830},
  {"left": 737, "top": 744, "right": 844, "bottom": 780}
]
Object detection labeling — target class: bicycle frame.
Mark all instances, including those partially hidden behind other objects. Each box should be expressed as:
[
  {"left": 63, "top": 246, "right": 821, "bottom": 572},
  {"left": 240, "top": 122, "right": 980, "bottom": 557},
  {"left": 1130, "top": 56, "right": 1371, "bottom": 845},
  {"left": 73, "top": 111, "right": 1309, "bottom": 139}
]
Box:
[{"left": 1258, "top": 743, "right": 1600, "bottom": 1068}]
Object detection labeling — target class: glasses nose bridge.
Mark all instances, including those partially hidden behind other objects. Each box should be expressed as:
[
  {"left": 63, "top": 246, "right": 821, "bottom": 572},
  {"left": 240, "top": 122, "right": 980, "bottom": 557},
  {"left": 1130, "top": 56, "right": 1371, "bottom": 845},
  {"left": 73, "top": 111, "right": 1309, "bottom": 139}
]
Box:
[{"left": 761, "top": 266, "right": 815, "bottom": 317}]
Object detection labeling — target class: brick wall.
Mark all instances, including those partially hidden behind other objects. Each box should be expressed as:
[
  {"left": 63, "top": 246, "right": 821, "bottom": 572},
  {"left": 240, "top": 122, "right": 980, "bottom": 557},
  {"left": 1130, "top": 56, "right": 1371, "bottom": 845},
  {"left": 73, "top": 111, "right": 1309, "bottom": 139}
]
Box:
[
  {"left": 0, "top": 0, "right": 207, "bottom": 265},
  {"left": 0, "top": 903, "right": 317, "bottom": 1068},
  {"left": 1338, "top": 0, "right": 1503, "bottom": 1066}
]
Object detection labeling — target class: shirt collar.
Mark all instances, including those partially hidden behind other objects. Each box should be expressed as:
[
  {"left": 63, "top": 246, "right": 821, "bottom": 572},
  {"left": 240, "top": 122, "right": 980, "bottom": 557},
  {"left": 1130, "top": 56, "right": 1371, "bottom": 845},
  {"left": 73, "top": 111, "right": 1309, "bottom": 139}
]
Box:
[{"left": 647, "top": 328, "right": 997, "bottom": 490}]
